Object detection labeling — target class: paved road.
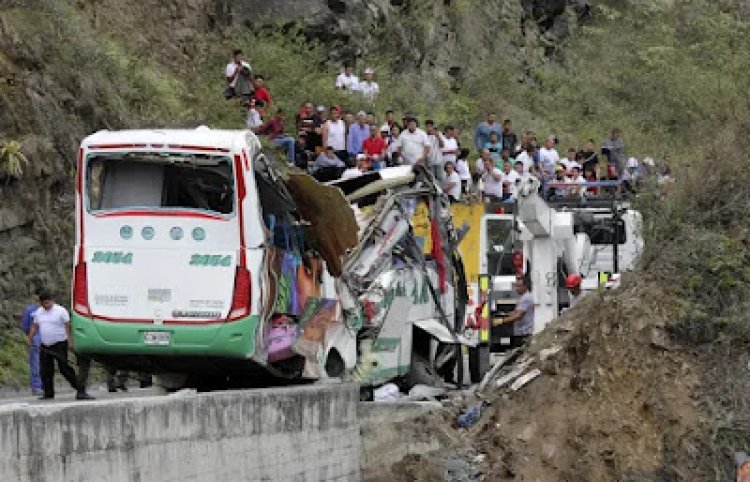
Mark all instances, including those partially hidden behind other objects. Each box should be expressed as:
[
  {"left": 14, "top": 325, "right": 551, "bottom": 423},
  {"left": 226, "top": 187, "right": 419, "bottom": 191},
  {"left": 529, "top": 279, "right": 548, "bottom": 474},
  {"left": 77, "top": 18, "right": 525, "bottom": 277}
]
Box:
[{"left": 0, "top": 385, "right": 162, "bottom": 407}]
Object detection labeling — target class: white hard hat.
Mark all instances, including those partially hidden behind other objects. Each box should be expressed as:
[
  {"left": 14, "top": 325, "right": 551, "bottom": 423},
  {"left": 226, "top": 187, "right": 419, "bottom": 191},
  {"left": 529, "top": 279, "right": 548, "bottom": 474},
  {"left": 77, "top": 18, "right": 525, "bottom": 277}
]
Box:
[
  {"left": 643, "top": 157, "right": 655, "bottom": 166},
  {"left": 627, "top": 157, "right": 639, "bottom": 168}
]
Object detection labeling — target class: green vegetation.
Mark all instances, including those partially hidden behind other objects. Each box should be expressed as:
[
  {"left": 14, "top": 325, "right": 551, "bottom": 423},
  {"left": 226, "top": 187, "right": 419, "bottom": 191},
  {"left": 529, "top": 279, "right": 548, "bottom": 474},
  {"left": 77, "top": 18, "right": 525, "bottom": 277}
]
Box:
[{"left": 0, "top": 140, "right": 28, "bottom": 178}]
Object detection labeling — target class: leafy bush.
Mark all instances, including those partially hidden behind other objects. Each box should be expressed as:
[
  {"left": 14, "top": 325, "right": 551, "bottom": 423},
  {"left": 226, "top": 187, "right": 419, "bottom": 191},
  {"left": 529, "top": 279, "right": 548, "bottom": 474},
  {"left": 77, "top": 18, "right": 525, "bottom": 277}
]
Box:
[{"left": 0, "top": 140, "right": 28, "bottom": 178}]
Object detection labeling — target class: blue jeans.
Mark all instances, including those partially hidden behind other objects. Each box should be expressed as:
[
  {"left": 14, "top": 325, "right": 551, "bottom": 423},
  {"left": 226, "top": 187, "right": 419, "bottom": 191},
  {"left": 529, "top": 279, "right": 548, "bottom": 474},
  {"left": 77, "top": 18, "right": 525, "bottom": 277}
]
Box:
[
  {"left": 29, "top": 344, "right": 42, "bottom": 391},
  {"left": 272, "top": 136, "right": 295, "bottom": 162}
]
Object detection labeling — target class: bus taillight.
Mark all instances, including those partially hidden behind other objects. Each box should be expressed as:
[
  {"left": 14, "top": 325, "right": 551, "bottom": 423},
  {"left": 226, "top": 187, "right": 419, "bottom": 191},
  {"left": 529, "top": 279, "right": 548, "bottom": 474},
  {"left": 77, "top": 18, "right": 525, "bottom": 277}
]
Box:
[
  {"left": 228, "top": 266, "right": 251, "bottom": 321},
  {"left": 73, "top": 262, "right": 90, "bottom": 315}
]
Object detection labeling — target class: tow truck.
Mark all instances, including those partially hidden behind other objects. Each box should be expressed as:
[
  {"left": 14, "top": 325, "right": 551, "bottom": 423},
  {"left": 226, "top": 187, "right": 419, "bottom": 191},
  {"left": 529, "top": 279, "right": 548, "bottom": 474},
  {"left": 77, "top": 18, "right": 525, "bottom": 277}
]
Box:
[{"left": 467, "top": 177, "right": 644, "bottom": 380}]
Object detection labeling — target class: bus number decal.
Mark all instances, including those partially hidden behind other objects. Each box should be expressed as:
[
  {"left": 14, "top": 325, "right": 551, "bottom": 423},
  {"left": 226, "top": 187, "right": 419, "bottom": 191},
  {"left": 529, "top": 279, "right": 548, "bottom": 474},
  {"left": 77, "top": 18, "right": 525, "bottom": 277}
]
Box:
[
  {"left": 189, "top": 254, "right": 232, "bottom": 267},
  {"left": 92, "top": 251, "right": 133, "bottom": 264}
]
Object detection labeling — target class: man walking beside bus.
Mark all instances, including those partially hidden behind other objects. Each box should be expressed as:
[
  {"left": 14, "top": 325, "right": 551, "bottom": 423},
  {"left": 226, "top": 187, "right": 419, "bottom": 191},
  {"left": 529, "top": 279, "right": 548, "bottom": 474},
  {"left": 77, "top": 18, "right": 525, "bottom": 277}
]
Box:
[{"left": 27, "top": 291, "right": 92, "bottom": 400}]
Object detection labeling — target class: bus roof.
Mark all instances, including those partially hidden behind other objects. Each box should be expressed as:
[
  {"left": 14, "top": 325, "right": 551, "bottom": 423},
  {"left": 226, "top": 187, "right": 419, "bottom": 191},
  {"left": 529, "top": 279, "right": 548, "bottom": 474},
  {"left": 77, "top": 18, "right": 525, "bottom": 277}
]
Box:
[{"left": 81, "top": 127, "right": 260, "bottom": 153}]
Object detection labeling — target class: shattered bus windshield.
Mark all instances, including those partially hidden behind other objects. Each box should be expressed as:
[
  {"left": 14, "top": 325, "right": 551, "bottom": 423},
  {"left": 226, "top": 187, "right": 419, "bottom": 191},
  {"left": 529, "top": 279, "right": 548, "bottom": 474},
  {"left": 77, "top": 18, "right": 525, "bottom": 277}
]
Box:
[{"left": 87, "top": 153, "right": 235, "bottom": 215}]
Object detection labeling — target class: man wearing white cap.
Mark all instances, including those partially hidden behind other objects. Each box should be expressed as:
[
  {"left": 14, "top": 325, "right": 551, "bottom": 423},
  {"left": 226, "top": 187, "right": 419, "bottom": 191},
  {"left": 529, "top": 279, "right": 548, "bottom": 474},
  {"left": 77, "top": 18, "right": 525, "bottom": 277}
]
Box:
[{"left": 359, "top": 68, "right": 379, "bottom": 102}]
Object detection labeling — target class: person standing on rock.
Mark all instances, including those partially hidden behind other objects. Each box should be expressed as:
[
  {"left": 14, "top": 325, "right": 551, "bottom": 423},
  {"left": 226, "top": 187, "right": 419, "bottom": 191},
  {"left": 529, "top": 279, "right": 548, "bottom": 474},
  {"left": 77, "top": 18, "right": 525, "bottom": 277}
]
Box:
[
  {"left": 26, "top": 291, "right": 92, "bottom": 400},
  {"left": 19, "top": 288, "right": 43, "bottom": 396}
]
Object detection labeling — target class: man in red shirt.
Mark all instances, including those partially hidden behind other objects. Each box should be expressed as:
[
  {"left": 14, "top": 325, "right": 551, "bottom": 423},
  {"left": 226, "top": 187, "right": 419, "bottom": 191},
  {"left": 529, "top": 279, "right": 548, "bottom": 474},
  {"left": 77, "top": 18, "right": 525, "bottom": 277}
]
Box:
[
  {"left": 257, "top": 109, "right": 294, "bottom": 163},
  {"left": 362, "top": 126, "right": 387, "bottom": 170},
  {"left": 252, "top": 75, "right": 272, "bottom": 111}
]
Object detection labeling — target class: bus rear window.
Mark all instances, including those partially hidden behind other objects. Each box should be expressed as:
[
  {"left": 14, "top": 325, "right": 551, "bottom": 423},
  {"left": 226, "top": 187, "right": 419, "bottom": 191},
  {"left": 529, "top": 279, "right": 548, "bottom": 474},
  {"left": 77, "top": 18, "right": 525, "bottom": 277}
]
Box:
[{"left": 87, "top": 154, "right": 235, "bottom": 215}]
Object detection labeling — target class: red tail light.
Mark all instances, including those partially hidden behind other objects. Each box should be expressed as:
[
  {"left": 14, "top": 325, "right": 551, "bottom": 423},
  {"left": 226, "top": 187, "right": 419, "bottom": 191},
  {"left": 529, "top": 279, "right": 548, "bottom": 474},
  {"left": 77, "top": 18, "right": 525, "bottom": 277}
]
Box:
[
  {"left": 512, "top": 250, "right": 524, "bottom": 275},
  {"left": 494, "top": 207, "right": 505, "bottom": 214},
  {"left": 228, "top": 266, "right": 251, "bottom": 321},
  {"left": 73, "top": 262, "right": 90, "bottom": 315}
]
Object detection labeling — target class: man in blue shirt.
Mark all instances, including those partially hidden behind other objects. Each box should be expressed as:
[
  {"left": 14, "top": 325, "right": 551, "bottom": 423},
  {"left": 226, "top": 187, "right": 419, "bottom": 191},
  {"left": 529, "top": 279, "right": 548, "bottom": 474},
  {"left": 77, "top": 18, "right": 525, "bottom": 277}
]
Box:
[
  {"left": 20, "top": 289, "right": 43, "bottom": 396},
  {"left": 474, "top": 112, "right": 504, "bottom": 151},
  {"left": 346, "top": 111, "right": 370, "bottom": 162}
]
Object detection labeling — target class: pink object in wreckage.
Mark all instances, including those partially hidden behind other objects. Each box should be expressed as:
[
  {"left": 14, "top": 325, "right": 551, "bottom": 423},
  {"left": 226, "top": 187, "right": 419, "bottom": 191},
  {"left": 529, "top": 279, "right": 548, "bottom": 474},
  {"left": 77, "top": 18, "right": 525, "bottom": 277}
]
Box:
[{"left": 268, "top": 323, "right": 300, "bottom": 362}]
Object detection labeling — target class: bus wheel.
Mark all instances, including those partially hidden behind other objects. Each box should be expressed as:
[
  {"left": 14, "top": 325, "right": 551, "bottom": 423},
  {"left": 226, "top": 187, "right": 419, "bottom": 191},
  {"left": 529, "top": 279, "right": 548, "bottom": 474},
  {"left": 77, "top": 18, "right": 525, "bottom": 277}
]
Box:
[{"left": 153, "top": 373, "right": 188, "bottom": 392}]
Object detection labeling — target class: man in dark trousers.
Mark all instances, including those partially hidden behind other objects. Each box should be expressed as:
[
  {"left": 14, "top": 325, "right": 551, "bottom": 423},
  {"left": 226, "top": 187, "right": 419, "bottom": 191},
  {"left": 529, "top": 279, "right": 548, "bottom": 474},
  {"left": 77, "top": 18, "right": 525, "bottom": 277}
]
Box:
[
  {"left": 26, "top": 291, "right": 93, "bottom": 400},
  {"left": 20, "top": 288, "right": 43, "bottom": 396}
]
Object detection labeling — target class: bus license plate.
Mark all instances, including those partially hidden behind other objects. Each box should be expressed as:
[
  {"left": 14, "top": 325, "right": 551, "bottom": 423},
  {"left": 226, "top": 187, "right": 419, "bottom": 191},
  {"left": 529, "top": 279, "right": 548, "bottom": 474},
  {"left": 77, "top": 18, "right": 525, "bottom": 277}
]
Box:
[{"left": 143, "top": 331, "right": 171, "bottom": 346}]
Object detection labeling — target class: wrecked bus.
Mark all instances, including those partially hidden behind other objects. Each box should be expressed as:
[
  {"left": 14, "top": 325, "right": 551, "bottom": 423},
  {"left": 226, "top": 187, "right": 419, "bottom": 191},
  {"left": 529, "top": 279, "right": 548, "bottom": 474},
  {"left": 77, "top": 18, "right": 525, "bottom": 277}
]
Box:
[{"left": 71, "top": 128, "right": 473, "bottom": 390}]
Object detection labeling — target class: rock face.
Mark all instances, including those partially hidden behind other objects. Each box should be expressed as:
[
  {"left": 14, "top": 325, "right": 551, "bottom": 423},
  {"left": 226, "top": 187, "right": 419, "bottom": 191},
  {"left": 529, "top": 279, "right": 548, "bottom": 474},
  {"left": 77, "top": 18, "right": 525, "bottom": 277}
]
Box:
[
  {"left": 224, "top": 0, "right": 593, "bottom": 69},
  {"left": 0, "top": 0, "right": 593, "bottom": 332}
]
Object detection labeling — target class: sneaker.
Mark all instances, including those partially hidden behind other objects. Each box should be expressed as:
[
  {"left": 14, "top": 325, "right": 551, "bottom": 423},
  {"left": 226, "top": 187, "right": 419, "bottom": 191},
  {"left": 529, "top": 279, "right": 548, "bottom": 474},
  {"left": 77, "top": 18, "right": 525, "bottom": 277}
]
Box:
[
  {"left": 75, "top": 392, "right": 95, "bottom": 401},
  {"left": 31, "top": 389, "right": 44, "bottom": 397}
]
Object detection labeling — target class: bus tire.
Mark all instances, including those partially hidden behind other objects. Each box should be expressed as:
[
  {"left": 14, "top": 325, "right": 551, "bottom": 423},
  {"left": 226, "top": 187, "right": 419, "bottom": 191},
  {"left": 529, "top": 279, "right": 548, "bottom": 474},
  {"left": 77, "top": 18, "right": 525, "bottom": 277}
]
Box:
[{"left": 153, "top": 373, "right": 188, "bottom": 392}]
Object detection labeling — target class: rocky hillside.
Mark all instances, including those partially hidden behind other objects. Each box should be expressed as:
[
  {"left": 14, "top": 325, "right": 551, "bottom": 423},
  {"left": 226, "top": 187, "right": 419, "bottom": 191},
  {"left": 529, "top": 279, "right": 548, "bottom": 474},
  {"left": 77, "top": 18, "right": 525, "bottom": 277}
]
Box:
[
  {"left": 1, "top": 4, "right": 749, "bottom": 478},
  {"left": 0, "top": 0, "right": 586, "bottom": 332}
]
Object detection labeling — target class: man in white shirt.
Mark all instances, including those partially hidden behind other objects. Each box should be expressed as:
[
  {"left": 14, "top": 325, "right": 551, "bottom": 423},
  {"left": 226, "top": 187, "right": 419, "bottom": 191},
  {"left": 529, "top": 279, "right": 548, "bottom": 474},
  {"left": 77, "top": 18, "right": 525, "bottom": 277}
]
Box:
[
  {"left": 538, "top": 136, "right": 560, "bottom": 179},
  {"left": 480, "top": 157, "right": 504, "bottom": 201},
  {"left": 515, "top": 145, "right": 534, "bottom": 174},
  {"left": 226, "top": 49, "right": 252, "bottom": 88},
  {"left": 335, "top": 63, "right": 360, "bottom": 91},
  {"left": 474, "top": 148, "right": 493, "bottom": 175},
  {"left": 395, "top": 116, "right": 431, "bottom": 166},
  {"left": 441, "top": 126, "right": 459, "bottom": 164},
  {"left": 560, "top": 147, "right": 577, "bottom": 171},
  {"left": 359, "top": 68, "right": 379, "bottom": 102},
  {"left": 27, "top": 291, "right": 85, "bottom": 400},
  {"left": 502, "top": 159, "right": 520, "bottom": 200},
  {"left": 443, "top": 161, "right": 462, "bottom": 202}
]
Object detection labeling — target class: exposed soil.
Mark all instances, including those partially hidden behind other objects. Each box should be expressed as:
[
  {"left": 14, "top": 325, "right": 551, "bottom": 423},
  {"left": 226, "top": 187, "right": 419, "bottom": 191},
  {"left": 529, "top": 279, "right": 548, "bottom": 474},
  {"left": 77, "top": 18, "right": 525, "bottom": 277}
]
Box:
[{"left": 370, "top": 277, "right": 748, "bottom": 481}]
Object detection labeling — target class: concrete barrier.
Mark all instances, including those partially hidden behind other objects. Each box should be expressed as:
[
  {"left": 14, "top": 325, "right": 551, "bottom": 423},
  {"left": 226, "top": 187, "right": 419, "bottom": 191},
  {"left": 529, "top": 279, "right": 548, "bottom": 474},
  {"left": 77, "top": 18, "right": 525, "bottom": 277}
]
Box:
[{"left": 0, "top": 384, "right": 361, "bottom": 482}]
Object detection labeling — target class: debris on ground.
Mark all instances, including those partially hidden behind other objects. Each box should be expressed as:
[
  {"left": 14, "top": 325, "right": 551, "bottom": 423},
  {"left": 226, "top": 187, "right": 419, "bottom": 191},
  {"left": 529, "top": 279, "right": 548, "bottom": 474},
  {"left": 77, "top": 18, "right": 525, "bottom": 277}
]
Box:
[{"left": 456, "top": 401, "right": 488, "bottom": 429}]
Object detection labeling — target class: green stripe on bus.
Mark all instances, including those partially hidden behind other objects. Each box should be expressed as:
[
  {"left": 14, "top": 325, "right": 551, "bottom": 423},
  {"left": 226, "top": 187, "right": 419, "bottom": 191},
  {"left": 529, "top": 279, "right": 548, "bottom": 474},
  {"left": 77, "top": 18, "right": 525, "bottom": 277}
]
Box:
[{"left": 71, "top": 313, "right": 261, "bottom": 359}]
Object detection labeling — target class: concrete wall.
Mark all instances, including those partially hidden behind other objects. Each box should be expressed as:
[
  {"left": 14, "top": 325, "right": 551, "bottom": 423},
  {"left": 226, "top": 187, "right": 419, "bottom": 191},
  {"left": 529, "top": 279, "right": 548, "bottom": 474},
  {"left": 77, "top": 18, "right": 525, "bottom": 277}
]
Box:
[{"left": 0, "top": 384, "right": 360, "bottom": 482}]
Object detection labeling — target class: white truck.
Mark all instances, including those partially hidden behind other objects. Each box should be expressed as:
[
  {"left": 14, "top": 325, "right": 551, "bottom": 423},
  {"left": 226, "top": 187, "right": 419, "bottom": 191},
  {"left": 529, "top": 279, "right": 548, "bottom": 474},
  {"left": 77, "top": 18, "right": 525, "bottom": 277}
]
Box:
[{"left": 469, "top": 177, "right": 643, "bottom": 379}]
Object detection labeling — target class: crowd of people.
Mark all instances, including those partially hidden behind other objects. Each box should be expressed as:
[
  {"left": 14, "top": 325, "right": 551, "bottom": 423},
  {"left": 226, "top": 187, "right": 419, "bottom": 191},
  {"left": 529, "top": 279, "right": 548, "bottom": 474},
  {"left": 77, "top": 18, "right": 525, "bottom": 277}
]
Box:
[{"left": 227, "top": 50, "right": 676, "bottom": 203}]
